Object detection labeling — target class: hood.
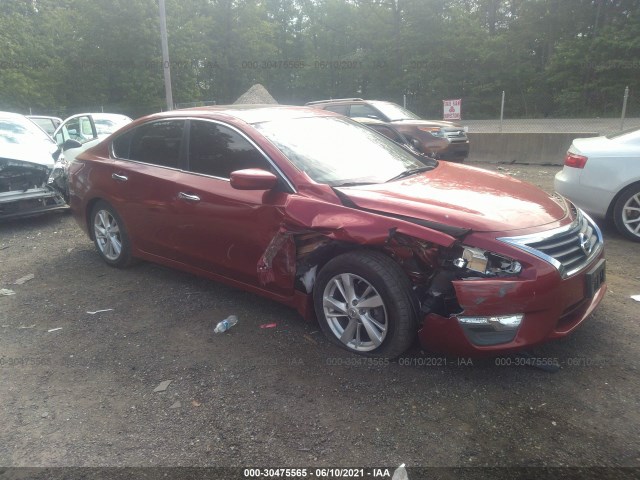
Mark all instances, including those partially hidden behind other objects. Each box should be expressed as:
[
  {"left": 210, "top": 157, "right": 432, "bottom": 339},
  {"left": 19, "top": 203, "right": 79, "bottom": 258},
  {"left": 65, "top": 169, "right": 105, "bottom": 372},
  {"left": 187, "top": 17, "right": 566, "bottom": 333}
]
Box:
[
  {"left": 0, "top": 139, "right": 58, "bottom": 168},
  {"left": 391, "top": 119, "right": 463, "bottom": 129},
  {"left": 335, "top": 163, "right": 568, "bottom": 233}
]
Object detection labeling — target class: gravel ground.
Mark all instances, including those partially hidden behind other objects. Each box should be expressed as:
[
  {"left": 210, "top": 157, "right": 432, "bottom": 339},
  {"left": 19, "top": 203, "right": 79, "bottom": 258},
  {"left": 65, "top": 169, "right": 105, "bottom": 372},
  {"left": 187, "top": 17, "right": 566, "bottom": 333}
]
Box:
[{"left": 1, "top": 164, "right": 639, "bottom": 475}]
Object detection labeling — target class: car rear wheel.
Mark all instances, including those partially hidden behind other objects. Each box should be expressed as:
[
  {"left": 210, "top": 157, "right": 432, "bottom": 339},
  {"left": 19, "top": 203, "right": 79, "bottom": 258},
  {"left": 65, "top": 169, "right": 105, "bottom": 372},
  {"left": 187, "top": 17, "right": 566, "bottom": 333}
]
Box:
[
  {"left": 613, "top": 185, "right": 640, "bottom": 242},
  {"left": 91, "top": 201, "right": 134, "bottom": 267},
  {"left": 313, "top": 250, "right": 417, "bottom": 358}
]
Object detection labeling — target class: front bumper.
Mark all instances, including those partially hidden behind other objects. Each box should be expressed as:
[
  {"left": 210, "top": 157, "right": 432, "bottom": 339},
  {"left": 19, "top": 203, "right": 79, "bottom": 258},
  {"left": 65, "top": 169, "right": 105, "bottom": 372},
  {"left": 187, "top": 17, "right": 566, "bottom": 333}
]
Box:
[
  {"left": 0, "top": 187, "right": 68, "bottom": 220},
  {"left": 554, "top": 168, "right": 612, "bottom": 219},
  {"left": 417, "top": 248, "right": 606, "bottom": 357},
  {"left": 433, "top": 140, "right": 470, "bottom": 161}
]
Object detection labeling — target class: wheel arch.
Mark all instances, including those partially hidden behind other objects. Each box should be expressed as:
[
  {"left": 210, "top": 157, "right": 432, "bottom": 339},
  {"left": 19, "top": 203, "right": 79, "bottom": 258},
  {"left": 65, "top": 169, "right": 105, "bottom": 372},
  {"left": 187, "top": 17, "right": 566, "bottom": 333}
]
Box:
[{"left": 606, "top": 179, "right": 640, "bottom": 220}]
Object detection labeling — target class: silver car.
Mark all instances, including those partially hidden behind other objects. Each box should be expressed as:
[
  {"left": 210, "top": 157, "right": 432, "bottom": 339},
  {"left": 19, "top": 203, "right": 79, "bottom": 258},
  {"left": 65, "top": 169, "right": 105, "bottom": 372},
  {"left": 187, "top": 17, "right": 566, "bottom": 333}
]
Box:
[
  {"left": 555, "top": 127, "right": 640, "bottom": 241},
  {"left": 0, "top": 112, "right": 68, "bottom": 219}
]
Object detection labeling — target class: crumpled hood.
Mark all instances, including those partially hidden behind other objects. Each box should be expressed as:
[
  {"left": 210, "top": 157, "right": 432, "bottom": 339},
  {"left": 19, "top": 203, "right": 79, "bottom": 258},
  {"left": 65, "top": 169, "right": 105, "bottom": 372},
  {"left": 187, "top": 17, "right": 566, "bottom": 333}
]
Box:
[
  {"left": 335, "top": 162, "right": 568, "bottom": 233},
  {"left": 0, "top": 140, "right": 58, "bottom": 168}
]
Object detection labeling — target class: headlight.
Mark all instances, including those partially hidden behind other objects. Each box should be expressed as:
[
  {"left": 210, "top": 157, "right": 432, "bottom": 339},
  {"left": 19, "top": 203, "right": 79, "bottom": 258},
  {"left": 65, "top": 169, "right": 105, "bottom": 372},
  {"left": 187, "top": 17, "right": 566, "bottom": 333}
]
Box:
[
  {"left": 418, "top": 126, "right": 445, "bottom": 137},
  {"left": 453, "top": 245, "right": 522, "bottom": 276},
  {"left": 47, "top": 154, "right": 67, "bottom": 185}
]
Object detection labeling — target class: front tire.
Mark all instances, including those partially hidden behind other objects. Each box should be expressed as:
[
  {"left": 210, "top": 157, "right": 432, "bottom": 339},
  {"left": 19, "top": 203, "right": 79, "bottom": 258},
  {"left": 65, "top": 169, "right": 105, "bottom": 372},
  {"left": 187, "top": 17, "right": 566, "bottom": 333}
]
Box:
[
  {"left": 90, "top": 201, "right": 134, "bottom": 267},
  {"left": 613, "top": 185, "right": 640, "bottom": 242},
  {"left": 313, "top": 250, "right": 417, "bottom": 358}
]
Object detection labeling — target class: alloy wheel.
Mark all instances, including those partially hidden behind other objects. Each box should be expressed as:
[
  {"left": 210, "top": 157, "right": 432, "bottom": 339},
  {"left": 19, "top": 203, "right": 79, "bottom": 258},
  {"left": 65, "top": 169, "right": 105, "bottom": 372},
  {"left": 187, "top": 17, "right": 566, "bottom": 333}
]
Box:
[
  {"left": 93, "top": 209, "right": 122, "bottom": 261},
  {"left": 622, "top": 192, "right": 640, "bottom": 238},
  {"left": 322, "top": 273, "right": 388, "bottom": 352}
]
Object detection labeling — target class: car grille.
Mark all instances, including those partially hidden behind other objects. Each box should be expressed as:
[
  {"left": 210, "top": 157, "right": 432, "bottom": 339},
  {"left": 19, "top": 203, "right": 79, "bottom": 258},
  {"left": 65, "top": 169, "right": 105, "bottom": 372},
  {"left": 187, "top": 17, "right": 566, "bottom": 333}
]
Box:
[
  {"left": 497, "top": 209, "right": 603, "bottom": 278},
  {"left": 444, "top": 129, "right": 467, "bottom": 142}
]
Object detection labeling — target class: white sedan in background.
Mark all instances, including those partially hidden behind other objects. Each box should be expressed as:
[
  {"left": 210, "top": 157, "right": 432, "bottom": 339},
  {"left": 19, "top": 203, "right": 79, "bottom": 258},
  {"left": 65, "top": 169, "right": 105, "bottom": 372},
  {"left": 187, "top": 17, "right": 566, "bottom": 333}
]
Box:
[
  {"left": 50, "top": 113, "right": 132, "bottom": 200},
  {"left": 555, "top": 127, "right": 640, "bottom": 241}
]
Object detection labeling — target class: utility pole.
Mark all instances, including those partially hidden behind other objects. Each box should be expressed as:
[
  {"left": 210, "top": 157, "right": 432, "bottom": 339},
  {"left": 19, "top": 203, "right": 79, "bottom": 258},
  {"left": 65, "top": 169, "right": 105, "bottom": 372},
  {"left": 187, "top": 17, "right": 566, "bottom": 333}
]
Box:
[
  {"left": 159, "top": 0, "right": 173, "bottom": 111},
  {"left": 621, "top": 86, "right": 629, "bottom": 131}
]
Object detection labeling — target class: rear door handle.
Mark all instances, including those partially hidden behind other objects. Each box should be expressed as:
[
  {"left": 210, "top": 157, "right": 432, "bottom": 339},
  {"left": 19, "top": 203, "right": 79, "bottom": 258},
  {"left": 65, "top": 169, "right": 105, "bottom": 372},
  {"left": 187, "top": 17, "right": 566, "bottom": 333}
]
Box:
[
  {"left": 178, "top": 192, "right": 200, "bottom": 203},
  {"left": 112, "top": 173, "right": 128, "bottom": 182}
]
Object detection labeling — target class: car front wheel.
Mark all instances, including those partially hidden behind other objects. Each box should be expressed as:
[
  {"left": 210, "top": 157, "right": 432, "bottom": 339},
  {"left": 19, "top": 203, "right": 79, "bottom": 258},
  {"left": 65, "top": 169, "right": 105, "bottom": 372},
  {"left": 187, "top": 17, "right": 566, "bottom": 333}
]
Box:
[
  {"left": 313, "top": 250, "right": 417, "bottom": 358},
  {"left": 613, "top": 185, "right": 640, "bottom": 242},
  {"left": 90, "top": 201, "right": 134, "bottom": 267}
]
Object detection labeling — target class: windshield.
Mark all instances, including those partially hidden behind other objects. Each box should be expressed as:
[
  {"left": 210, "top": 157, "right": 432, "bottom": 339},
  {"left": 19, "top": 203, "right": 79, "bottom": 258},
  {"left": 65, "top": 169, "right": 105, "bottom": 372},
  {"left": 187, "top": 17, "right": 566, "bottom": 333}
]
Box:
[
  {"left": 94, "top": 115, "right": 132, "bottom": 136},
  {"left": 0, "top": 116, "right": 55, "bottom": 146},
  {"left": 370, "top": 102, "right": 421, "bottom": 121},
  {"left": 255, "top": 116, "right": 431, "bottom": 186}
]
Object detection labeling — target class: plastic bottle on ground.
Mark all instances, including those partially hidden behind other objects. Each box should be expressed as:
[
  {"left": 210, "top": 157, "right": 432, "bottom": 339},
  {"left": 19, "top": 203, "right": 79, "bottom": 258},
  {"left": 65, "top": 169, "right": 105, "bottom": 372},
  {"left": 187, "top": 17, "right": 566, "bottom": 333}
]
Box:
[{"left": 214, "top": 315, "right": 238, "bottom": 334}]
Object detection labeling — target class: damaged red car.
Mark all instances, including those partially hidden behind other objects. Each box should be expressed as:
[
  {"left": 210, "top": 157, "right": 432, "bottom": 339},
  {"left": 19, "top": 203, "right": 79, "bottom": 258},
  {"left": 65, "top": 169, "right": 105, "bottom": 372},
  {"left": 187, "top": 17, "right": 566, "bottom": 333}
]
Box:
[{"left": 68, "top": 106, "right": 606, "bottom": 358}]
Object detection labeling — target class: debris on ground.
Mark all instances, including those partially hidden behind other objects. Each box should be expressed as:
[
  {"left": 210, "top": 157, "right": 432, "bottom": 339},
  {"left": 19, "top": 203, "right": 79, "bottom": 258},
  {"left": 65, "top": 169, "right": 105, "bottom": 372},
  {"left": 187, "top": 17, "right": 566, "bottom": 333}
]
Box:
[
  {"left": 392, "top": 464, "right": 409, "bottom": 480},
  {"left": 191, "top": 400, "right": 201, "bottom": 407},
  {"left": 47, "top": 327, "right": 63, "bottom": 333},
  {"left": 14, "top": 274, "right": 35, "bottom": 285},
  {"left": 214, "top": 315, "right": 238, "bottom": 333},
  {"left": 260, "top": 323, "right": 277, "bottom": 329},
  {"left": 153, "top": 380, "right": 172, "bottom": 393},
  {"left": 86, "top": 308, "right": 114, "bottom": 315},
  {"left": 631, "top": 295, "right": 640, "bottom": 302},
  {"left": 303, "top": 334, "right": 318, "bottom": 345},
  {"left": 0, "top": 289, "right": 16, "bottom": 296},
  {"left": 169, "top": 401, "right": 182, "bottom": 409},
  {"left": 18, "top": 324, "right": 36, "bottom": 329}
]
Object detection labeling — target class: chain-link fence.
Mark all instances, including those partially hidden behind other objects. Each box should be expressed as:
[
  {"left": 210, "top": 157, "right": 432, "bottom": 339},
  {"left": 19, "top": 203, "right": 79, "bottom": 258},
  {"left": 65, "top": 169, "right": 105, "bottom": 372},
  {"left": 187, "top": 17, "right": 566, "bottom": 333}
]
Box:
[{"left": 404, "top": 86, "right": 639, "bottom": 136}]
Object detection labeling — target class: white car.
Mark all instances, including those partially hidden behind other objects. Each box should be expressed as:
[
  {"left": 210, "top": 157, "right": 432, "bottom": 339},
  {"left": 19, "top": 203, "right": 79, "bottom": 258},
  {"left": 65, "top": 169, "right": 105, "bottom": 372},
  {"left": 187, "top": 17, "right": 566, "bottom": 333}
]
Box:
[
  {"left": 0, "top": 111, "right": 67, "bottom": 219},
  {"left": 51, "top": 113, "right": 132, "bottom": 199},
  {"left": 555, "top": 127, "right": 640, "bottom": 241}
]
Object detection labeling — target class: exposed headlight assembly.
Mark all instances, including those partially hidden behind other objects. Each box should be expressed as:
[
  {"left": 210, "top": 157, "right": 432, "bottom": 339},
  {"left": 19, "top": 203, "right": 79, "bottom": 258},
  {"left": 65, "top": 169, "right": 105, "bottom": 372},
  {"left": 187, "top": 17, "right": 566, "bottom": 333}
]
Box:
[{"left": 452, "top": 245, "right": 522, "bottom": 277}]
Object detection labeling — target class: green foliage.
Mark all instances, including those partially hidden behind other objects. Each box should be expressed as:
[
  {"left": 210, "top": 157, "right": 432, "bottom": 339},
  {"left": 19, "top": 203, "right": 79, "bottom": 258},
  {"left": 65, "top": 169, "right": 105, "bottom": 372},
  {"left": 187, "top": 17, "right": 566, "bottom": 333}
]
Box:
[{"left": 0, "top": 0, "right": 637, "bottom": 118}]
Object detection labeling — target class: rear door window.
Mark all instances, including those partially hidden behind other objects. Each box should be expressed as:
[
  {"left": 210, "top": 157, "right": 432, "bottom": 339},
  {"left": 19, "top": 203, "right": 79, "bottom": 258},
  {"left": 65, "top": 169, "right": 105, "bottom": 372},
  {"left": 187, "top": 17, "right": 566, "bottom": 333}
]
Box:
[
  {"left": 187, "top": 120, "right": 272, "bottom": 178},
  {"left": 113, "top": 120, "right": 185, "bottom": 169}
]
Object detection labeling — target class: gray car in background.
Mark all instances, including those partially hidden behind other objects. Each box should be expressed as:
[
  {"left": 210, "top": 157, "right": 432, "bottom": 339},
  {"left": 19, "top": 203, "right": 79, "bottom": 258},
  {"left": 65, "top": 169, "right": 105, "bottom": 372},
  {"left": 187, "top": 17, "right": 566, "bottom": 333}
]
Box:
[
  {"left": 555, "top": 127, "right": 640, "bottom": 242},
  {"left": 306, "top": 98, "right": 470, "bottom": 162}
]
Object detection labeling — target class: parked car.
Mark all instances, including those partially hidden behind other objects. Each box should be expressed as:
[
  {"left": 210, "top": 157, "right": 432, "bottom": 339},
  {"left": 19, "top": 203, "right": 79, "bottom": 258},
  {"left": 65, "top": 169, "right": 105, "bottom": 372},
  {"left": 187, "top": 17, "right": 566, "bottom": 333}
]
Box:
[
  {"left": 352, "top": 117, "right": 425, "bottom": 157},
  {"left": 0, "top": 111, "right": 68, "bottom": 219},
  {"left": 51, "top": 113, "right": 133, "bottom": 200},
  {"left": 27, "top": 115, "right": 63, "bottom": 136},
  {"left": 555, "top": 127, "right": 640, "bottom": 242},
  {"left": 69, "top": 106, "right": 605, "bottom": 358},
  {"left": 306, "top": 98, "right": 469, "bottom": 162}
]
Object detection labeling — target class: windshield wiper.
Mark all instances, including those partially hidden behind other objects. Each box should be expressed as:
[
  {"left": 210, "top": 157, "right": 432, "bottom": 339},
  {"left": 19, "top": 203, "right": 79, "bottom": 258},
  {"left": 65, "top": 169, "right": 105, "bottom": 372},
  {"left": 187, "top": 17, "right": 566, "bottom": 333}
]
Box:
[
  {"left": 334, "top": 181, "right": 376, "bottom": 187},
  {"left": 386, "top": 166, "right": 433, "bottom": 183}
]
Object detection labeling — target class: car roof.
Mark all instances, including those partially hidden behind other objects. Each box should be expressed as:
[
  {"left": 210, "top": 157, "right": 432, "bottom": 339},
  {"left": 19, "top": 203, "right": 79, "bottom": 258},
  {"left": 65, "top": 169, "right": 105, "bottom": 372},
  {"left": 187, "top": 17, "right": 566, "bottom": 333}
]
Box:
[
  {"left": 27, "top": 115, "right": 63, "bottom": 121},
  {"left": 63, "top": 113, "right": 132, "bottom": 122},
  {"left": 0, "top": 111, "right": 29, "bottom": 120},
  {"left": 143, "top": 105, "right": 339, "bottom": 125}
]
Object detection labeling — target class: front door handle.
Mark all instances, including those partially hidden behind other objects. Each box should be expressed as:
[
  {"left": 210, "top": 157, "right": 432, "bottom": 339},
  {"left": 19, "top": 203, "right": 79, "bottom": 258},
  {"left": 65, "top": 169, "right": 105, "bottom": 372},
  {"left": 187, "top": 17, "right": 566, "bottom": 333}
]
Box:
[
  {"left": 178, "top": 192, "right": 200, "bottom": 203},
  {"left": 112, "top": 173, "right": 128, "bottom": 182}
]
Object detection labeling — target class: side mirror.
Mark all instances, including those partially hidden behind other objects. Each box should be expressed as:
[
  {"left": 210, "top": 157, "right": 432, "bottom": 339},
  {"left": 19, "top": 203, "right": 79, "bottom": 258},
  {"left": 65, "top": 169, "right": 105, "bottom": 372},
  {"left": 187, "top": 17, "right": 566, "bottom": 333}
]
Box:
[
  {"left": 230, "top": 169, "right": 278, "bottom": 190},
  {"left": 62, "top": 139, "right": 83, "bottom": 151}
]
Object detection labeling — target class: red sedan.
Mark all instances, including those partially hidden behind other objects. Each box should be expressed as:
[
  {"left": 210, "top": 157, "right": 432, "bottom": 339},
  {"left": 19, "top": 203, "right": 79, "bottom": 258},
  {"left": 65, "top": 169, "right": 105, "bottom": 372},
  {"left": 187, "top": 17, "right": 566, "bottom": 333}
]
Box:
[{"left": 68, "top": 106, "right": 606, "bottom": 358}]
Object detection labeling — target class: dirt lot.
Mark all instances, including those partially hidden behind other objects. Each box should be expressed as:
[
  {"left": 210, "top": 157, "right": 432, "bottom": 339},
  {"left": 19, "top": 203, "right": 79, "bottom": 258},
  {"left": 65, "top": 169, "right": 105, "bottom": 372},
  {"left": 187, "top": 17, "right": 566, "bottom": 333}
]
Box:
[{"left": 1, "top": 163, "right": 639, "bottom": 474}]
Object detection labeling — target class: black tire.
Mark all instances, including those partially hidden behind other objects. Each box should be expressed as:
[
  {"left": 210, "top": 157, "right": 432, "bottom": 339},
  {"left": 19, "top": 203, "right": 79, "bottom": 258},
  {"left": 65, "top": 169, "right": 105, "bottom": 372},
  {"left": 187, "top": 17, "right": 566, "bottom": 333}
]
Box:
[
  {"left": 313, "top": 250, "right": 417, "bottom": 358},
  {"left": 90, "top": 200, "right": 134, "bottom": 267},
  {"left": 612, "top": 184, "right": 640, "bottom": 242}
]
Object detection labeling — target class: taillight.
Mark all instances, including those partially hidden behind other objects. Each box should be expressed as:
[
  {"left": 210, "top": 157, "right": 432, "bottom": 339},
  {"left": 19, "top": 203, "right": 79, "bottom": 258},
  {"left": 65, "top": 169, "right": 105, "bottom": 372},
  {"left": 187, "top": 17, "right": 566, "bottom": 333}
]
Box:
[{"left": 564, "top": 152, "right": 588, "bottom": 168}]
